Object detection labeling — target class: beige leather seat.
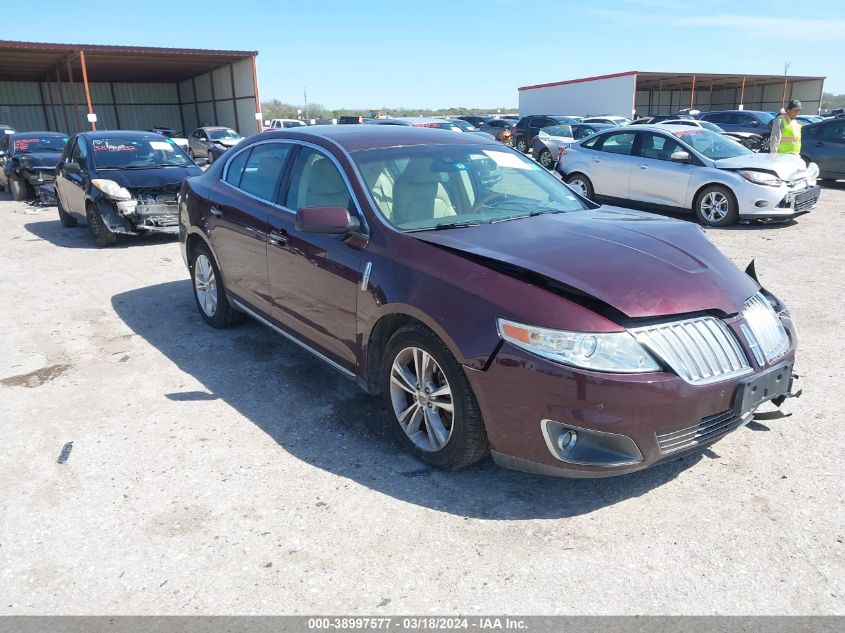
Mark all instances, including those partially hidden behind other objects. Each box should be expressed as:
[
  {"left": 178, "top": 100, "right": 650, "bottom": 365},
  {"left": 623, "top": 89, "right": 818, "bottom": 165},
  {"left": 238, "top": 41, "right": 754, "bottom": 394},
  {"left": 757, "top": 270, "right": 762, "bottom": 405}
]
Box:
[
  {"left": 302, "top": 157, "right": 350, "bottom": 209},
  {"left": 391, "top": 159, "right": 457, "bottom": 226},
  {"left": 359, "top": 162, "right": 395, "bottom": 219}
]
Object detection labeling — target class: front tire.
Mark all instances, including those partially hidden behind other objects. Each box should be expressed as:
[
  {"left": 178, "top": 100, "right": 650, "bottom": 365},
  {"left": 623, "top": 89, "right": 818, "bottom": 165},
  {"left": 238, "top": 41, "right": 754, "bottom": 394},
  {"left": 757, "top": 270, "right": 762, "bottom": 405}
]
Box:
[
  {"left": 565, "top": 172, "right": 594, "bottom": 199},
  {"left": 9, "top": 175, "right": 28, "bottom": 201},
  {"left": 190, "top": 243, "right": 242, "bottom": 328},
  {"left": 382, "top": 324, "right": 489, "bottom": 470},
  {"left": 87, "top": 204, "right": 117, "bottom": 247},
  {"left": 694, "top": 185, "right": 738, "bottom": 227}
]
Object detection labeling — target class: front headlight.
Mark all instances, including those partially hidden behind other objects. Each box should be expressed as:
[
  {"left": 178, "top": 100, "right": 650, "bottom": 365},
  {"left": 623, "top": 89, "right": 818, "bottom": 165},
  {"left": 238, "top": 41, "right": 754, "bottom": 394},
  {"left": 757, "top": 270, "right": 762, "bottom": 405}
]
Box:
[
  {"left": 91, "top": 179, "right": 132, "bottom": 201},
  {"left": 737, "top": 170, "right": 782, "bottom": 187},
  {"left": 497, "top": 318, "right": 661, "bottom": 373}
]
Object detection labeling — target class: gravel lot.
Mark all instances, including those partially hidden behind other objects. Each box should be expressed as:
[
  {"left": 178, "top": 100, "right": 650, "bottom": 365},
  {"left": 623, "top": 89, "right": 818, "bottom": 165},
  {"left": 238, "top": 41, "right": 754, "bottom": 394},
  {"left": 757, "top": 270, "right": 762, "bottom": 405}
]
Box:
[{"left": 1, "top": 184, "right": 843, "bottom": 615}]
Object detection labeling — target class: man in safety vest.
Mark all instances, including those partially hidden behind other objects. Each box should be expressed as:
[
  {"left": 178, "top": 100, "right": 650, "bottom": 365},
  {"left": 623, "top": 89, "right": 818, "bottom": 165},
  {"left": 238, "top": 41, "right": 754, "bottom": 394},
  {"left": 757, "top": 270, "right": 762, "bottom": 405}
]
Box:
[{"left": 770, "top": 99, "right": 802, "bottom": 154}]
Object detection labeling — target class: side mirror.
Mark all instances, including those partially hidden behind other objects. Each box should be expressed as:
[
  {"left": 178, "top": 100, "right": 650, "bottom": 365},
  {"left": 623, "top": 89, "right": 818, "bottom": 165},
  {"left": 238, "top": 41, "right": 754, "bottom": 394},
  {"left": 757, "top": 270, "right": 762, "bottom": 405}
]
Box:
[
  {"left": 750, "top": 120, "right": 759, "bottom": 127},
  {"left": 295, "top": 206, "right": 360, "bottom": 234},
  {"left": 0, "top": 150, "right": 6, "bottom": 158},
  {"left": 64, "top": 162, "right": 82, "bottom": 173},
  {"left": 670, "top": 150, "right": 691, "bottom": 163}
]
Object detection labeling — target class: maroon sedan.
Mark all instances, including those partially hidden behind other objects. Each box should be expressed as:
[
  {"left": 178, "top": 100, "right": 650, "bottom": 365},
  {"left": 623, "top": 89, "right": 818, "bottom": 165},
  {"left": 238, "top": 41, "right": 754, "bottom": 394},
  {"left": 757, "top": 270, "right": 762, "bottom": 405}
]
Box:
[{"left": 178, "top": 126, "right": 799, "bottom": 477}]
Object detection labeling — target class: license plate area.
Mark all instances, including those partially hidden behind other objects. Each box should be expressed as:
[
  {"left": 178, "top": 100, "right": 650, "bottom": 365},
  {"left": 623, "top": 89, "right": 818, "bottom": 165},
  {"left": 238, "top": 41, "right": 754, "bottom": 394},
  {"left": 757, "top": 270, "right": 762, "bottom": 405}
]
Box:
[{"left": 733, "top": 362, "right": 792, "bottom": 417}]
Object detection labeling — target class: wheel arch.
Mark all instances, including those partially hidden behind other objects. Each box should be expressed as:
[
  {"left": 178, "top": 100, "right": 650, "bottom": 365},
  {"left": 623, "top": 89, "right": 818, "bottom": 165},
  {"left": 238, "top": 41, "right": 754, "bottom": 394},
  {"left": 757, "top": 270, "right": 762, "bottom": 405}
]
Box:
[{"left": 689, "top": 180, "right": 738, "bottom": 212}]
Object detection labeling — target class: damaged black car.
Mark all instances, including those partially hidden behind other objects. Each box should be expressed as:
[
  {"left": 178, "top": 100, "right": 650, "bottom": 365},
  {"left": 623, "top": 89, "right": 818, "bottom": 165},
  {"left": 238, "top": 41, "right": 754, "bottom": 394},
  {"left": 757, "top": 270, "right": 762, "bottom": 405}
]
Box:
[
  {"left": 55, "top": 131, "right": 202, "bottom": 247},
  {"left": 0, "top": 131, "right": 69, "bottom": 202}
]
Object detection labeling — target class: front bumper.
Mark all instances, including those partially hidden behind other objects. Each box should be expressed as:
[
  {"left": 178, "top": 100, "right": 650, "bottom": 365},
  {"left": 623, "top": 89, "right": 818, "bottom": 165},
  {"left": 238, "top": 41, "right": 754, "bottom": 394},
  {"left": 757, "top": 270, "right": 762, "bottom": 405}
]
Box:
[
  {"left": 736, "top": 179, "right": 820, "bottom": 219},
  {"left": 21, "top": 168, "right": 56, "bottom": 186},
  {"left": 96, "top": 198, "right": 179, "bottom": 235},
  {"left": 466, "top": 318, "right": 797, "bottom": 478}
]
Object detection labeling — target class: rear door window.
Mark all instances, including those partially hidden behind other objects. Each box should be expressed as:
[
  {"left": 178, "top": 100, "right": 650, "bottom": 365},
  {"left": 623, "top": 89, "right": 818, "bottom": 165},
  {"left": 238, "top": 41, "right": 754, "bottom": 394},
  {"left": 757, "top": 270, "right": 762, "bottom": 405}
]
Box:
[
  {"left": 237, "top": 143, "right": 291, "bottom": 201},
  {"left": 598, "top": 132, "right": 636, "bottom": 155},
  {"left": 224, "top": 149, "right": 250, "bottom": 188},
  {"left": 821, "top": 121, "right": 845, "bottom": 142}
]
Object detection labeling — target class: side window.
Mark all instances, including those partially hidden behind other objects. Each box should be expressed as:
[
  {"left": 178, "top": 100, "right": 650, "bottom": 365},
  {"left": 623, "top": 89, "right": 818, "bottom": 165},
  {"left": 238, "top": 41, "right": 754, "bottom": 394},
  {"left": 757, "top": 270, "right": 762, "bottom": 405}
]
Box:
[
  {"left": 71, "top": 138, "right": 88, "bottom": 167},
  {"left": 0, "top": 135, "right": 7, "bottom": 153},
  {"left": 224, "top": 148, "right": 251, "bottom": 188},
  {"left": 822, "top": 122, "right": 845, "bottom": 142},
  {"left": 598, "top": 132, "right": 636, "bottom": 155},
  {"left": 582, "top": 133, "right": 602, "bottom": 148},
  {"left": 285, "top": 147, "right": 353, "bottom": 212},
  {"left": 236, "top": 143, "right": 290, "bottom": 201},
  {"left": 703, "top": 113, "right": 726, "bottom": 124},
  {"left": 200, "top": 131, "right": 209, "bottom": 140},
  {"left": 637, "top": 132, "right": 682, "bottom": 161}
]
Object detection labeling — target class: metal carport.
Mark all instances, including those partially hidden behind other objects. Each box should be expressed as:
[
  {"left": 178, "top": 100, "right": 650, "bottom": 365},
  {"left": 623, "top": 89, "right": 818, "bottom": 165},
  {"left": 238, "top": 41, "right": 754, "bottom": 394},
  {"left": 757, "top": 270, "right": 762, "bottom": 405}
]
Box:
[{"left": 0, "top": 40, "right": 262, "bottom": 135}]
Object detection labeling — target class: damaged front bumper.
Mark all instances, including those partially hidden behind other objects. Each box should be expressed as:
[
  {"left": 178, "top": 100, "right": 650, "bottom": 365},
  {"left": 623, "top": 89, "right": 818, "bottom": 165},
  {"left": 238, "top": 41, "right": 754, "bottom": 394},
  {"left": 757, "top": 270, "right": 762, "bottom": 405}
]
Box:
[{"left": 98, "top": 188, "right": 180, "bottom": 235}]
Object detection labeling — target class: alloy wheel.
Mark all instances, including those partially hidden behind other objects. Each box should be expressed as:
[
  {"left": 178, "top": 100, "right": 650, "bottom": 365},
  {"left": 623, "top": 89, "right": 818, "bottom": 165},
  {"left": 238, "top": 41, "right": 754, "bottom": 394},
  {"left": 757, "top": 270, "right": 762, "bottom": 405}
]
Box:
[
  {"left": 700, "top": 191, "right": 729, "bottom": 223},
  {"left": 569, "top": 178, "right": 589, "bottom": 197},
  {"left": 389, "top": 346, "right": 454, "bottom": 452},
  {"left": 194, "top": 254, "right": 218, "bottom": 317},
  {"left": 540, "top": 150, "right": 552, "bottom": 168}
]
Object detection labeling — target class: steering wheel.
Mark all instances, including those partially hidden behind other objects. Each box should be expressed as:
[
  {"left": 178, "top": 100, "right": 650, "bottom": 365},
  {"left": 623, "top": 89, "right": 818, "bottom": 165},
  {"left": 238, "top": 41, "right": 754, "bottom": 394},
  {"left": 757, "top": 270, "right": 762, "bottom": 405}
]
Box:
[{"left": 471, "top": 191, "right": 509, "bottom": 213}]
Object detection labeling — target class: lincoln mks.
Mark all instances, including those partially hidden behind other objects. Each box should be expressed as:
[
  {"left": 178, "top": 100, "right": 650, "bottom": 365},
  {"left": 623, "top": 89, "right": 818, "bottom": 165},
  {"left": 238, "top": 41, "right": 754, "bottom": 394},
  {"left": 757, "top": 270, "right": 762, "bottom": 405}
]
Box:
[{"left": 179, "top": 126, "right": 799, "bottom": 477}]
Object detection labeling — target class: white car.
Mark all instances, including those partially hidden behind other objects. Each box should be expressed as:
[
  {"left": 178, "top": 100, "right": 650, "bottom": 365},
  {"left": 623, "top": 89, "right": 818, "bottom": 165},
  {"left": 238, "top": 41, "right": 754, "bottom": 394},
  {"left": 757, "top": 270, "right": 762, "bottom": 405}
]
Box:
[
  {"left": 557, "top": 124, "right": 820, "bottom": 226},
  {"left": 266, "top": 118, "right": 307, "bottom": 129},
  {"left": 531, "top": 124, "right": 576, "bottom": 169},
  {"left": 581, "top": 115, "right": 632, "bottom": 126},
  {"left": 148, "top": 127, "right": 189, "bottom": 152}
]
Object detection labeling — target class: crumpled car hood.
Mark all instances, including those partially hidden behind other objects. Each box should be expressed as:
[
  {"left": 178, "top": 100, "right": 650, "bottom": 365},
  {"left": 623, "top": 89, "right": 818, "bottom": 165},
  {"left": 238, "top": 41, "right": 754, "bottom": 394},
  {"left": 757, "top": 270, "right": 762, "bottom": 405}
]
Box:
[
  {"left": 411, "top": 207, "right": 759, "bottom": 319},
  {"left": 214, "top": 138, "right": 241, "bottom": 147},
  {"left": 715, "top": 152, "right": 807, "bottom": 180},
  {"left": 15, "top": 151, "right": 62, "bottom": 169},
  {"left": 95, "top": 165, "right": 202, "bottom": 189}
]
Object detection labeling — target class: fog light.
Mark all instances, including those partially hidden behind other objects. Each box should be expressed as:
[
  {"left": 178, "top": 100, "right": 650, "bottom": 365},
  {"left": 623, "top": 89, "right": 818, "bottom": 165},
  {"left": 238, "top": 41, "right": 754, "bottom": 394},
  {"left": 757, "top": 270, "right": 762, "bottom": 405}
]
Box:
[
  {"left": 557, "top": 429, "right": 577, "bottom": 452},
  {"left": 755, "top": 200, "right": 769, "bottom": 208}
]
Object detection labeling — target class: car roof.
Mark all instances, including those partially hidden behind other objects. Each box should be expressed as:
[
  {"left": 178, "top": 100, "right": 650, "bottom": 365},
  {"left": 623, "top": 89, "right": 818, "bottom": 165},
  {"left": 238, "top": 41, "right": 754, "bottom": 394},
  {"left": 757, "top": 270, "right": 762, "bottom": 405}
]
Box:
[
  {"left": 10, "top": 131, "right": 66, "bottom": 137},
  {"left": 80, "top": 130, "right": 167, "bottom": 139},
  {"left": 255, "top": 125, "right": 500, "bottom": 152}
]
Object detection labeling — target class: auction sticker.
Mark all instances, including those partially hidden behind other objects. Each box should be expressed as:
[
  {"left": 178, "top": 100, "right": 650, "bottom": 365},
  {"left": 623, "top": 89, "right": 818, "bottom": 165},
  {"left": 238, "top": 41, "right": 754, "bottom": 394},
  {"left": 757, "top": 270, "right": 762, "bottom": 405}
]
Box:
[
  {"left": 149, "top": 141, "right": 174, "bottom": 151},
  {"left": 483, "top": 150, "right": 538, "bottom": 170}
]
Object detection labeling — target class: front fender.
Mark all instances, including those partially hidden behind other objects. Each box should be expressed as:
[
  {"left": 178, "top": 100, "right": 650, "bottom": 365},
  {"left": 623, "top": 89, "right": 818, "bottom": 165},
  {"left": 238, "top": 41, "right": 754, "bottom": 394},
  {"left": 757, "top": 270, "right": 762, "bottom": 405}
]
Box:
[{"left": 88, "top": 194, "right": 136, "bottom": 234}]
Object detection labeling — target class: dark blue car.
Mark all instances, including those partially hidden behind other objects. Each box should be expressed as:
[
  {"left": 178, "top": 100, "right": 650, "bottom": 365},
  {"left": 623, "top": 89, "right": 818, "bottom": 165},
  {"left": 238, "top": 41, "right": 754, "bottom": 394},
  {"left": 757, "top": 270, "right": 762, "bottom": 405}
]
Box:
[
  {"left": 0, "top": 131, "right": 68, "bottom": 201},
  {"left": 54, "top": 130, "right": 202, "bottom": 246},
  {"left": 697, "top": 110, "right": 775, "bottom": 151},
  {"left": 800, "top": 117, "right": 845, "bottom": 181}
]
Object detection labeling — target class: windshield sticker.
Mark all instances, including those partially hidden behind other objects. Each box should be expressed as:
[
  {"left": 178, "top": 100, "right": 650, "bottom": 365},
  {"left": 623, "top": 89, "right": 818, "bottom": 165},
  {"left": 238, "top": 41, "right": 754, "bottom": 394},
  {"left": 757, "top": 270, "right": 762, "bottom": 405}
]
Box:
[
  {"left": 150, "top": 141, "right": 175, "bottom": 151},
  {"left": 92, "top": 140, "right": 138, "bottom": 152},
  {"left": 62, "top": 137, "right": 69, "bottom": 142},
  {"left": 14, "top": 139, "right": 41, "bottom": 150},
  {"left": 673, "top": 129, "right": 704, "bottom": 138},
  {"left": 452, "top": 162, "right": 468, "bottom": 171},
  {"left": 483, "top": 150, "right": 538, "bottom": 170}
]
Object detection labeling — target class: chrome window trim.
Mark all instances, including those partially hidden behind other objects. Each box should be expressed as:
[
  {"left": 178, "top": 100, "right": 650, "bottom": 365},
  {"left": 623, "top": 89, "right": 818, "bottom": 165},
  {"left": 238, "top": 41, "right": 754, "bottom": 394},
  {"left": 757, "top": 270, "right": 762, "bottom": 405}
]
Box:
[
  {"left": 220, "top": 138, "right": 369, "bottom": 236},
  {"left": 230, "top": 298, "right": 356, "bottom": 380}
]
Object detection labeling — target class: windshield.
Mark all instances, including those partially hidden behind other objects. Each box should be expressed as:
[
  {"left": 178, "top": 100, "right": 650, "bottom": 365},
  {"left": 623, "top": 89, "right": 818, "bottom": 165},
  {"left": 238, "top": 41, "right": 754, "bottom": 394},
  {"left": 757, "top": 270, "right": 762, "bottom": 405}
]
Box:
[
  {"left": 91, "top": 136, "right": 193, "bottom": 169},
  {"left": 451, "top": 120, "right": 478, "bottom": 132},
  {"left": 152, "top": 129, "right": 182, "bottom": 138},
  {"left": 541, "top": 125, "right": 573, "bottom": 138},
  {"left": 353, "top": 144, "right": 588, "bottom": 232},
  {"left": 757, "top": 112, "right": 775, "bottom": 125},
  {"left": 208, "top": 128, "right": 241, "bottom": 140},
  {"left": 672, "top": 128, "right": 751, "bottom": 160},
  {"left": 12, "top": 135, "right": 67, "bottom": 153},
  {"left": 698, "top": 121, "right": 724, "bottom": 133}
]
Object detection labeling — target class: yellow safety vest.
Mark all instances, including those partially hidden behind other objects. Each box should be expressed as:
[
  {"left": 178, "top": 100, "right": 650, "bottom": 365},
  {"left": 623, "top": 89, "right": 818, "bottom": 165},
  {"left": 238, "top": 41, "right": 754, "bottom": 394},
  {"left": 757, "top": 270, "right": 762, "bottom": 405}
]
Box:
[{"left": 776, "top": 116, "right": 801, "bottom": 154}]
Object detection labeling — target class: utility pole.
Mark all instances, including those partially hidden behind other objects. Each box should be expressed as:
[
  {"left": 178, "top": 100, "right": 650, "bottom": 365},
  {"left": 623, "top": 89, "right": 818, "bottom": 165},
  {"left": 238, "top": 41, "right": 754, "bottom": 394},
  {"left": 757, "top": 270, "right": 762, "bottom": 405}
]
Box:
[
  {"left": 304, "top": 86, "right": 309, "bottom": 122},
  {"left": 781, "top": 61, "right": 791, "bottom": 108}
]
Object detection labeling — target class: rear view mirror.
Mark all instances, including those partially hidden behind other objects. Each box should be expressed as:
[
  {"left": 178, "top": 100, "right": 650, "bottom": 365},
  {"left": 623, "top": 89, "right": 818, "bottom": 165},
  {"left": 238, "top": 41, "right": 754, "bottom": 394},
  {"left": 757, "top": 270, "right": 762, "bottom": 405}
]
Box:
[
  {"left": 296, "top": 206, "right": 360, "bottom": 234},
  {"left": 670, "top": 150, "right": 691, "bottom": 163}
]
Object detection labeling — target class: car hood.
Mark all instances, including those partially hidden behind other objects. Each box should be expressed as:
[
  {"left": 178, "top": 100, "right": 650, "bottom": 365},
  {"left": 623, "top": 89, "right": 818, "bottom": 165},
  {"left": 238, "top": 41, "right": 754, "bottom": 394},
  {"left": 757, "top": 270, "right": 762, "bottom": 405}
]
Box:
[
  {"left": 15, "top": 151, "right": 62, "bottom": 169},
  {"left": 411, "top": 207, "right": 758, "bottom": 320},
  {"left": 469, "top": 131, "right": 495, "bottom": 139},
  {"left": 94, "top": 165, "right": 202, "bottom": 188},
  {"left": 714, "top": 153, "right": 807, "bottom": 179},
  {"left": 211, "top": 138, "right": 241, "bottom": 147}
]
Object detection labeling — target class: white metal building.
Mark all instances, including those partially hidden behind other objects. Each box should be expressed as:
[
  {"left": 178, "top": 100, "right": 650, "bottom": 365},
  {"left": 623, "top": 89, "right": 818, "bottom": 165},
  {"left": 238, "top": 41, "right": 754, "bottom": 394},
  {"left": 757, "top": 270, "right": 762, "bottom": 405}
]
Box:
[
  {"left": 518, "top": 71, "right": 826, "bottom": 118},
  {"left": 0, "top": 40, "right": 263, "bottom": 135}
]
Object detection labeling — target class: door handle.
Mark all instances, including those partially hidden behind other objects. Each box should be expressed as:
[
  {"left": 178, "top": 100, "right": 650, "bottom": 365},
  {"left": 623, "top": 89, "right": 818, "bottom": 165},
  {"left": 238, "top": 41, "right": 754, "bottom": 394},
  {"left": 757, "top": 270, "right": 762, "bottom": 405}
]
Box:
[
  {"left": 638, "top": 164, "right": 648, "bottom": 169},
  {"left": 592, "top": 158, "right": 601, "bottom": 163},
  {"left": 209, "top": 205, "right": 223, "bottom": 217},
  {"left": 268, "top": 230, "right": 289, "bottom": 246}
]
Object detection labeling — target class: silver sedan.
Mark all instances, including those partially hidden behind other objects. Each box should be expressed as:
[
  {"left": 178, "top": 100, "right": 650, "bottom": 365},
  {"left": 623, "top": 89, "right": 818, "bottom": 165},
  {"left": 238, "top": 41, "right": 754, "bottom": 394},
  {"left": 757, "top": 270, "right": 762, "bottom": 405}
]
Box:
[
  {"left": 557, "top": 124, "right": 820, "bottom": 226},
  {"left": 187, "top": 127, "right": 242, "bottom": 161}
]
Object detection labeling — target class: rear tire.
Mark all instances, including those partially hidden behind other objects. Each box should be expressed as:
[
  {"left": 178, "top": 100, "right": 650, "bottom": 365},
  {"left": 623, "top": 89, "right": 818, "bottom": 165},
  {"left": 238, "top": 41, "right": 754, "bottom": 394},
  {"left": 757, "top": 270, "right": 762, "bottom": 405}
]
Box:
[
  {"left": 190, "top": 242, "right": 243, "bottom": 328},
  {"left": 9, "top": 175, "right": 28, "bottom": 201},
  {"left": 381, "top": 324, "right": 489, "bottom": 470},
  {"left": 57, "top": 197, "right": 77, "bottom": 227},
  {"left": 539, "top": 148, "right": 554, "bottom": 169},
  {"left": 694, "top": 185, "right": 738, "bottom": 227},
  {"left": 565, "top": 172, "right": 594, "bottom": 199},
  {"left": 515, "top": 137, "right": 528, "bottom": 153},
  {"left": 87, "top": 204, "right": 117, "bottom": 247}
]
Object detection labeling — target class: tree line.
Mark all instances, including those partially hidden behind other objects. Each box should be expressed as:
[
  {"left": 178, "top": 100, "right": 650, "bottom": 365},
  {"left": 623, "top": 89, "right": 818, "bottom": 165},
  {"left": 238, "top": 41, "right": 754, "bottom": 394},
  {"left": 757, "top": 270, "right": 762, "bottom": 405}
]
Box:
[
  {"left": 261, "top": 99, "right": 515, "bottom": 121},
  {"left": 821, "top": 92, "right": 845, "bottom": 111}
]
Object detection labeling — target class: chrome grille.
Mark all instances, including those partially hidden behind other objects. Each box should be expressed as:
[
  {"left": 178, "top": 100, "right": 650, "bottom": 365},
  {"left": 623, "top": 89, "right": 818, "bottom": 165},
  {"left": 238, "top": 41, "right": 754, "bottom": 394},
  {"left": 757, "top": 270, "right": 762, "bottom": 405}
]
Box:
[
  {"left": 740, "top": 293, "right": 789, "bottom": 366},
  {"left": 656, "top": 410, "right": 742, "bottom": 453},
  {"left": 631, "top": 316, "right": 750, "bottom": 385}
]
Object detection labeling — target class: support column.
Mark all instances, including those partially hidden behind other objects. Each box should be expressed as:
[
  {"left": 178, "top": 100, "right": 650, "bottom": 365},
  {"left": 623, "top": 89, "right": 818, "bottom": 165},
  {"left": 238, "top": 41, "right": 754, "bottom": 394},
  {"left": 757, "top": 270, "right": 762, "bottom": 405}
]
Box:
[
  {"left": 251, "top": 55, "right": 262, "bottom": 132},
  {"left": 229, "top": 63, "right": 239, "bottom": 132},
  {"left": 38, "top": 82, "right": 51, "bottom": 131},
  {"left": 66, "top": 61, "right": 83, "bottom": 132},
  {"left": 209, "top": 70, "right": 219, "bottom": 126},
  {"left": 739, "top": 76, "right": 746, "bottom": 109},
  {"left": 690, "top": 74, "right": 696, "bottom": 110},
  {"left": 781, "top": 76, "right": 789, "bottom": 108},
  {"left": 80, "top": 50, "right": 96, "bottom": 131}
]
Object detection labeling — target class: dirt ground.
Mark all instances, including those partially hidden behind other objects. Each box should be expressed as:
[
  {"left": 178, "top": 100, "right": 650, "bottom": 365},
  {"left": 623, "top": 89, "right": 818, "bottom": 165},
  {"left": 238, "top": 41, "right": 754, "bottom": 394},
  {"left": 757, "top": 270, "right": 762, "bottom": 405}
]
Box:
[{"left": 1, "top": 184, "right": 843, "bottom": 615}]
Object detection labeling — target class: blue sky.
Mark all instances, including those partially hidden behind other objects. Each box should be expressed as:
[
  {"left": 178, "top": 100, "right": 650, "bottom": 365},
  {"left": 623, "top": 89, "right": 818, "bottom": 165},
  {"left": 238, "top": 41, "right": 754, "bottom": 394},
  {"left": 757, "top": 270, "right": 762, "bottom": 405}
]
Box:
[{"left": 23, "top": 0, "right": 844, "bottom": 107}]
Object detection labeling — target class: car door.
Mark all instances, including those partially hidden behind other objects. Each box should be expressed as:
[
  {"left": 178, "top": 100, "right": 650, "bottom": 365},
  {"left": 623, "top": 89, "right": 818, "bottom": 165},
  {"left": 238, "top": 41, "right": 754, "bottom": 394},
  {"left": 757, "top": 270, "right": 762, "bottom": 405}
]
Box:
[
  {"left": 55, "top": 136, "right": 89, "bottom": 217},
  {"left": 629, "top": 131, "right": 693, "bottom": 207},
  {"left": 808, "top": 120, "right": 845, "bottom": 177},
  {"left": 587, "top": 131, "right": 636, "bottom": 199},
  {"left": 266, "top": 144, "right": 365, "bottom": 369},
  {"left": 210, "top": 142, "right": 291, "bottom": 315}
]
